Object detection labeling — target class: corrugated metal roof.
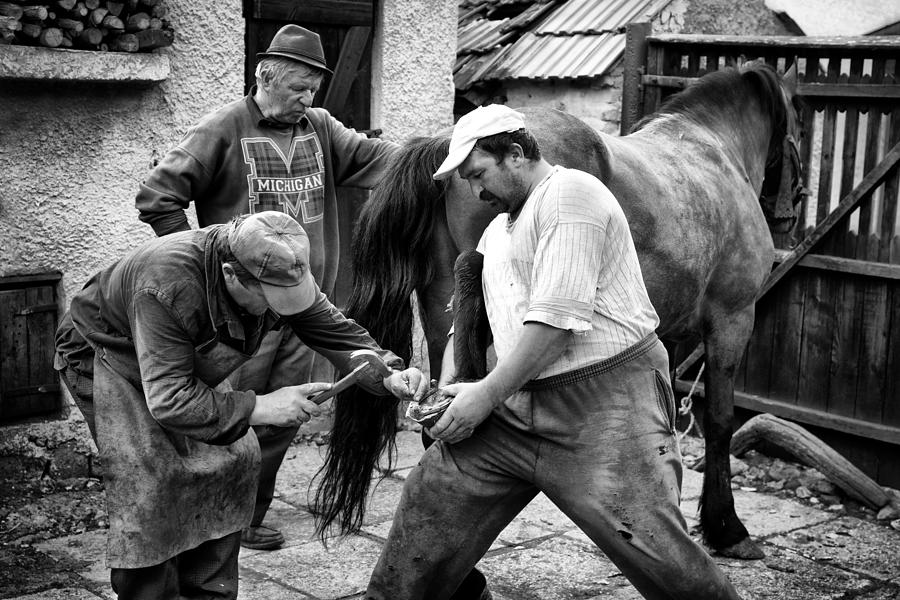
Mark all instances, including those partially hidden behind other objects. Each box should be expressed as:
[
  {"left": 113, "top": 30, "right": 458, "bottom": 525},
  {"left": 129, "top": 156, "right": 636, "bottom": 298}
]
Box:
[
  {"left": 535, "top": 0, "right": 669, "bottom": 35},
  {"left": 458, "top": 17, "right": 515, "bottom": 55},
  {"left": 460, "top": 32, "right": 626, "bottom": 87},
  {"left": 455, "top": 0, "right": 669, "bottom": 89}
]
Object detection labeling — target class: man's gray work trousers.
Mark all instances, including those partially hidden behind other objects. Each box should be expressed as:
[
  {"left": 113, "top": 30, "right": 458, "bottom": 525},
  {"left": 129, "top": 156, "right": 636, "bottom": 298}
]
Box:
[{"left": 366, "top": 334, "right": 741, "bottom": 600}]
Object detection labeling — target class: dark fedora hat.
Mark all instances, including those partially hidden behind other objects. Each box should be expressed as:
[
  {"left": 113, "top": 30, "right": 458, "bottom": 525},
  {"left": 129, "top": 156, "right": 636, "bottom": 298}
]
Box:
[{"left": 257, "top": 24, "right": 332, "bottom": 74}]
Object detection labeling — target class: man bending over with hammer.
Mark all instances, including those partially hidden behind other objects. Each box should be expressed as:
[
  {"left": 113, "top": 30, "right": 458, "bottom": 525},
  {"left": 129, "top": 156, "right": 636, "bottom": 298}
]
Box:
[{"left": 55, "top": 211, "right": 427, "bottom": 600}]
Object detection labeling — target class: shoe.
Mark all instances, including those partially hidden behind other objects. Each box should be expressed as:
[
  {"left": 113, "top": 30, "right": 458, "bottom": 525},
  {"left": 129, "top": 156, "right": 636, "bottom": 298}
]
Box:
[{"left": 240, "top": 525, "right": 285, "bottom": 550}]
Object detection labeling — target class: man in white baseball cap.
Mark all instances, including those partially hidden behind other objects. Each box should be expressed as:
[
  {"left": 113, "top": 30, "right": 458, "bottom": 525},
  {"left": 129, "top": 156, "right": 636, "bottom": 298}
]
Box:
[
  {"left": 432, "top": 104, "right": 526, "bottom": 180},
  {"left": 366, "top": 106, "right": 741, "bottom": 600}
]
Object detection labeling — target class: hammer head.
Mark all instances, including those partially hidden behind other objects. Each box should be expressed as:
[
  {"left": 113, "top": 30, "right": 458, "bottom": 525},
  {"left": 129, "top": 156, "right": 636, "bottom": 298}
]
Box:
[
  {"left": 348, "top": 349, "right": 393, "bottom": 379},
  {"left": 309, "top": 349, "right": 394, "bottom": 405}
]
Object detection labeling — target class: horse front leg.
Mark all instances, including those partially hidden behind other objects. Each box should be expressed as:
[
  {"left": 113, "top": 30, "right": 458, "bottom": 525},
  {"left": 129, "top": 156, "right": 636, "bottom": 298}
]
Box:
[{"left": 701, "top": 307, "right": 765, "bottom": 560}]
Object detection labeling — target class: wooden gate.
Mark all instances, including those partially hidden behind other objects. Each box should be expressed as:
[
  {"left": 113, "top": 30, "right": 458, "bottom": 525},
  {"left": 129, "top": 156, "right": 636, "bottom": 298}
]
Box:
[
  {"left": 621, "top": 26, "right": 900, "bottom": 487},
  {"left": 242, "top": 0, "right": 376, "bottom": 308}
]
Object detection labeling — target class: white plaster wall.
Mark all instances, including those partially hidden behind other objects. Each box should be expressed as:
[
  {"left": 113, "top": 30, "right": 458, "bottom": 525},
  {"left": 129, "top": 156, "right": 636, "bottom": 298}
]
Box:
[
  {"left": 0, "top": 0, "right": 244, "bottom": 306},
  {"left": 373, "top": 0, "right": 457, "bottom": 142},
  {"left": 504, "top": 71, "right": 623, "bottom": 135}
]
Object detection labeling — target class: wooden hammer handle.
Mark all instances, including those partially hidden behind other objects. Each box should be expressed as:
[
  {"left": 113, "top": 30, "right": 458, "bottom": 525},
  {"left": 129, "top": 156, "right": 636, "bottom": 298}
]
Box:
[{"left": 309, "top": 362, "right": 368, "bottom": 405}]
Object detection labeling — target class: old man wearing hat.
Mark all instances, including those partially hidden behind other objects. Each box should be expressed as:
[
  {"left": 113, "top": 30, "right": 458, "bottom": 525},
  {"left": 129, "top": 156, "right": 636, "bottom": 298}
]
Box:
[
  {"left": 55, "top": 211, "right": 428, "bottom": 599},
  {"left": 135, "top": 24, "right": 402, "bottom": 551}
]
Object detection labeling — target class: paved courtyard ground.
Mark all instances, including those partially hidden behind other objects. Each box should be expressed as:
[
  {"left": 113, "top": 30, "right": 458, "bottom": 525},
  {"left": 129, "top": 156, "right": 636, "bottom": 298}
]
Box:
[{"left": 4, "top": 430, "right": 900, "bottom": 600}]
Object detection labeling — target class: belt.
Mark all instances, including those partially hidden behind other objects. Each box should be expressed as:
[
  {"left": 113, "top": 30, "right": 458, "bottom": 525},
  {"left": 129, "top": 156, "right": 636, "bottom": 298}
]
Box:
[{"left": 521, "top": 332, "right": 659, "bottom": 392}]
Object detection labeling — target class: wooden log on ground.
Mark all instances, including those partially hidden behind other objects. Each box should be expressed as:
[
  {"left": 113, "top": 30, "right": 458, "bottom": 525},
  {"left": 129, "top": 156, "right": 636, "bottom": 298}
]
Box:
[
  {"left": 76, "top": 24, "right": 100, "bottom": 45},
  {"left": 99, "top": 13, "right": 121, "bottom": 30},
  {"left": 22, "top": 5, "right": 48, "bottom": 20},
  {"left": 19, "top": 20, "right": 40, "bottom": 38},
  {"left": 69, "top": 1, "right": 86, "bottom": 17},
  {"left": 110, "top": 30, "right": 136, "bottom": 51},
  {"left": 0, "top": 2, "right": 24, "bottom": 18},
  {"left": 125, "top": 10, "right": 147, "bottom": 31},
  {"left": 0, "top": 27, "right": 15, "bottom": 44},
  {"left": 730, "top": 413, "right": 892, "bottom": 510},
  {"left": 54, "top": 0, "right": 74, "bottom": 11},
  {"left": 0, "top": 14, "right": 21, "bottom": 30},
  {"left": 87, "top": 5, "right": 105, "bottom": 25},
  {"left": 83, "top": 0, "right": 97, "bottom": 8},
  {"left": 104, "top": 0, "right": 123, "bottom": 16},
  {"left": 134, "top": 25, "right": 169, "bottom": 49},
  {"left": 38, "top": 24, "right": 62, "bottom": 46},
  {"left": 55, "top": 16, "right": 82, "bottom": 33}
]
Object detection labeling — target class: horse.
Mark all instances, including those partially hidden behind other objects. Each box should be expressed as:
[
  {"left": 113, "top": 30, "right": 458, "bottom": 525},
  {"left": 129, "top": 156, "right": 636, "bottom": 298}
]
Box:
[{"left": 312, "top": 61, "right": 804, "bottom": 561}]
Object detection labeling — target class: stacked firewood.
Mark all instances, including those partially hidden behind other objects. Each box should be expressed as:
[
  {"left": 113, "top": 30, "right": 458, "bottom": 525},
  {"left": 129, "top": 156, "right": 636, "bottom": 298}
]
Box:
[{"left": 0, "top": 0, "right": 174, "bottom": 52}]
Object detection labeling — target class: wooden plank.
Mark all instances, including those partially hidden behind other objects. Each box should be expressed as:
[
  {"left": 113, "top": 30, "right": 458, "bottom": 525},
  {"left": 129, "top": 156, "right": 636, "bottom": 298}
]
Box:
[
  {"left": 796, "top": 82, "right": 900, "bottom": 99},
  {"left": 0, "top": 271, "right": 61, "bottom": 290},
  {"left": 766, "top": 266, "right": 806, "bottom": 404},
  {"left": 322, "top": 26, "right": 371, "bottom": 116},
  {"left": 642, "top": 40, "right": 663, "bottom": 115},
  {"left": 742, "top": 283, "right": 777, "bottom": 398},
  {"left": 25, "top": 285, "right": 57, "bottom": 391},
  {"left": 620, "top": 21, "right": 650, "bottom": 135},
  {"left": 758, "top": 141, "right": 900, "bottom": 298},
  {"left": 246, "top": 0, "right": 373, "bottom": 26},
  {"left": 674, "top": 379, "right": 900, "bottom": 444},
  {"left": 840, "top": 58, "right": 865, "bottom": 258},
  {"left": 686, "top": 48, "right": 700, "bottom": 76},
  {"left": 796, "top": 273, "right": 835, "bottom": 414},
  {"left": 647, "top": 34, "right": 900, "bottom": 52},
  {"left": 794, "top": 55, "right": 819, "bottom": 246},
  {"left": 772, "top": 249, "right": 900, "bottom": 280},
  {"left": 884, "top": 286, "right": 900, "bottom": 430},
  {"left": 641, "top": 77, "right": 900, "bottom": 100},
  {"left": 878, "top": 59, "right": 900, "bottom": 264},
  {"left": 0, "top": 289, "right": 30, "bottom": 420},
  {"left": 857, "top": 58, "right": 886, "bottom": 261},
  {"left": 817, "top": 57, "right": 840, "bottom": 227},
  {"left": 826, "top": 274, "right": 863, "bottom": 418},
  {"left": 855, "top": 281, "right": 890, "bottom": 424}
]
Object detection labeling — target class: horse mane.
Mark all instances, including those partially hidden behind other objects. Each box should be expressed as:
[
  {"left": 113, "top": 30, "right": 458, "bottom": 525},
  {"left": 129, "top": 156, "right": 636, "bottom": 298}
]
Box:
[
  {"left": 631, "top": 62, "right": 789, "bottom": 161},
  {"left": 311, "top": 134, "right": 451, "bottom": 539}
]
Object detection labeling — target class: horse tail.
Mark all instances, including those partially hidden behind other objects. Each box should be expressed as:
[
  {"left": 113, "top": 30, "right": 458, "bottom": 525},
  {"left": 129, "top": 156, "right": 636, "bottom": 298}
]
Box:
[{"left": 311, "top": 135, "right": 451, "bottom": 539}]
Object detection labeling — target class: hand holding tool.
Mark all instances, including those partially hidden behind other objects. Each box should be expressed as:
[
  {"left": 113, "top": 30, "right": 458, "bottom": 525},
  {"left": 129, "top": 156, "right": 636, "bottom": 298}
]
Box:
[{"left": 309, "top": 349, "right": 393, "bottom": 405}]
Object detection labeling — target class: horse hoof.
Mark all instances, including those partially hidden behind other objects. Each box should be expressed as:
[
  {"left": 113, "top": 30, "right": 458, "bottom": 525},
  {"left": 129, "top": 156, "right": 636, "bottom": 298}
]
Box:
[{"left": 717, "top": 537, "right": 765, "bottom": 560}]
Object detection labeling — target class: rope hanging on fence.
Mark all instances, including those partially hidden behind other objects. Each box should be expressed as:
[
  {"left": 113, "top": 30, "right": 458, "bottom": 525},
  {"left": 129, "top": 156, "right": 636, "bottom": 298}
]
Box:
[{"left": 677, "top": 361, "right": 705, "bottom": 441}]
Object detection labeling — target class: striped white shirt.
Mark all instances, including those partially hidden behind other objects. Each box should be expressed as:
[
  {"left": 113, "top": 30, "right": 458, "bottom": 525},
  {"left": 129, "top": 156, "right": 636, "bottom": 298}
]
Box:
[{"left": 477, "top": 165, "right": 659, "bottom": 378}]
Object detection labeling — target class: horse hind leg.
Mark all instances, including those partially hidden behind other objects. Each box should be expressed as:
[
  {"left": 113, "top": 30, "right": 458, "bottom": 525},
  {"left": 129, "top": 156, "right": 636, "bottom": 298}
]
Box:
[{"left": 699, "top": 307, "right": 765, "bottom": 560}]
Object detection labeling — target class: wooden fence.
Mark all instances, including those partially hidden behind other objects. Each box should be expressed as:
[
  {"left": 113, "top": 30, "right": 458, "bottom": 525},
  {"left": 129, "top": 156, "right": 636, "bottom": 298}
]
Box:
[{"left": 621, "top": 27, "right": 900, "bottom": 487}]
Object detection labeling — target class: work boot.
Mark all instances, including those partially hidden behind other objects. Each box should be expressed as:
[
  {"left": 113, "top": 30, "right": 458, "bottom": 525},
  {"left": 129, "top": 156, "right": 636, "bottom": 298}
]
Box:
[{"left": 240, "top": 525, "right": 285, "bottom": 550}]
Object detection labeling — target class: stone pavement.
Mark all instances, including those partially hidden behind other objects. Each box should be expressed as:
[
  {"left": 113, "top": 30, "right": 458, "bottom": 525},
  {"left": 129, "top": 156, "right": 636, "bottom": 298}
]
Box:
[{"left": 23, "top": 430, "right": 900, "bottom": 600}]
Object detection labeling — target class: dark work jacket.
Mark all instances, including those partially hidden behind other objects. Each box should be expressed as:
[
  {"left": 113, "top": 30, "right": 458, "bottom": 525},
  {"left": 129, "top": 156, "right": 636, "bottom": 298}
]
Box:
[{"left": 55, "top": 225, "right": 401, "bottom": 567}]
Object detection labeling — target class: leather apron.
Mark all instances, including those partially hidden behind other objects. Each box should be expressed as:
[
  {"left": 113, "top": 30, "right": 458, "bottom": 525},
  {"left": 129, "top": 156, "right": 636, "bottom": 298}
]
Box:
[{"left": 93, "top": 342, "right": 261, "bottom": 569}]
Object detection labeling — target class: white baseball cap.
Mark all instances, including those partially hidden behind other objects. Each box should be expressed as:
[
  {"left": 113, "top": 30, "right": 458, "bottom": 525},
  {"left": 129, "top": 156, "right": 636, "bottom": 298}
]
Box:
[{"left": 432, "top": 104, "right": 526, "bottom": 180}]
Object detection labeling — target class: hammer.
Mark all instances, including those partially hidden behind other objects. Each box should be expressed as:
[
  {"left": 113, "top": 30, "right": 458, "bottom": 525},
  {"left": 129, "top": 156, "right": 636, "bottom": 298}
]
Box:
[{"left": 309, "top": 349, "right": 394, "bottom": 405}]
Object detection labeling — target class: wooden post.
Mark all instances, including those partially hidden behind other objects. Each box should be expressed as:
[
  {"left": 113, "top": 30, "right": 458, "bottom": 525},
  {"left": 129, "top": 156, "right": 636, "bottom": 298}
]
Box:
[{"left": 620, "top": 22, "right": 650, "bottom": 136}]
